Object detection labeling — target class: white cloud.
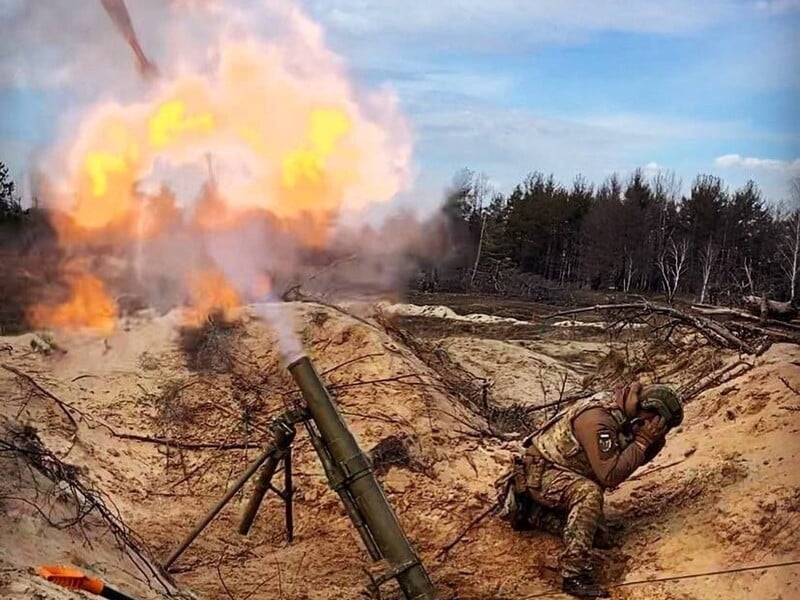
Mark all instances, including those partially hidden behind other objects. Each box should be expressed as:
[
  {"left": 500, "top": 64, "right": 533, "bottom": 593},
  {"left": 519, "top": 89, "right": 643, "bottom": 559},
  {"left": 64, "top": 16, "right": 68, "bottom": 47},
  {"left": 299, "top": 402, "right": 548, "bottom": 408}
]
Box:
[
  {"left": 714, "top": 154, "right": 800, "bottom": 172},
  {"left": 582, "top": 114, "right": 751, "bottom": 141},
  {"left": 755, "top": 0, "right": 800, "bottom": 15},
  {"left": 405, "top": 101, "right": 679, "bottom": 198},
  {"left": 712, "top": 154, "right": 800, "bottom": 202},
  {"left": 643, "top": 161, "right": 663, "bottom": 176},
  {"left": 305, "top": 0, "right": 745, "bottom": 51}
]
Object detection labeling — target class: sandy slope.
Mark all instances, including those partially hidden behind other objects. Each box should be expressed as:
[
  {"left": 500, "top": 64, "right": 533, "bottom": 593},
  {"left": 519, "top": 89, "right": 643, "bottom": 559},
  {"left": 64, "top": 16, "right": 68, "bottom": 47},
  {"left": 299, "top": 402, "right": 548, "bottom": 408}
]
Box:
[
  {"left": 1, "top": 302, "right": 798, "bottom": 600},
  {"left": 606, "top": 343, "right": 800, "bottom": 599}
]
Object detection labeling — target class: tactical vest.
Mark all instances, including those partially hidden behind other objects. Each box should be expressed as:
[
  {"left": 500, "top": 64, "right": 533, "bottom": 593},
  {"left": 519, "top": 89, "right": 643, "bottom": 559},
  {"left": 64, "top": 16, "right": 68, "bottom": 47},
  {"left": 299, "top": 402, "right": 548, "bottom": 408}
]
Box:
[{"left": 532, "top": 392, "right": 631, "bottom": 481}]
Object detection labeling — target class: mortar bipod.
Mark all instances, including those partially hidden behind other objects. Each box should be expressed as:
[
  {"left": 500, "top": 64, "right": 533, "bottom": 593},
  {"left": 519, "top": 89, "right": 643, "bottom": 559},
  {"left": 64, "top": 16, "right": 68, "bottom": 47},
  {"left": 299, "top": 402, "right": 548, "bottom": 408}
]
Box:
[
  {"left": 236, "top": 415, "right": 384, "bottom": 562},
  {"left": 238, "top": 414, "right": 421, "bottom": 600},
  {"left": 162, "top": 407, "right": 307, "bottom": 571},
  {"left": 237, "top": 412, "right": 300, "bottom": 540}
]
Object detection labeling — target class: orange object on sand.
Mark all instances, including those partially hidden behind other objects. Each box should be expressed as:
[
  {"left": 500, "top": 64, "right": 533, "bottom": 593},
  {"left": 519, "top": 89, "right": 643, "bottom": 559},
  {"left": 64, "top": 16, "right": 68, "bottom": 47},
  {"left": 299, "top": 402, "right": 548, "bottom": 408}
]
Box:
[
  {"left": 37, "top": 566, "right": 105, "bottom": 593},
  {"left": 37, "top": 566, "right": 136, "bottom": 599}
]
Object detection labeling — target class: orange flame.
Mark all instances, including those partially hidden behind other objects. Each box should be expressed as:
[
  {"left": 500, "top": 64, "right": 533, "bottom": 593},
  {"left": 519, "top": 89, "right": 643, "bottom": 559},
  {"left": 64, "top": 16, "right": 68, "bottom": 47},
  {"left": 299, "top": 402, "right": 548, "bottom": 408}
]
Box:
[
  {"left": 51, "top": 40, "right": 407, "bottom": 243},
  {"left": 184, "top": 268, "right": 241, "bottom": 324},
  {"left": 28, "top": 274, "right": 118, "bottom": 334},
  {"left": 149, "top": 100, "right": 214, "bottom": 148}
]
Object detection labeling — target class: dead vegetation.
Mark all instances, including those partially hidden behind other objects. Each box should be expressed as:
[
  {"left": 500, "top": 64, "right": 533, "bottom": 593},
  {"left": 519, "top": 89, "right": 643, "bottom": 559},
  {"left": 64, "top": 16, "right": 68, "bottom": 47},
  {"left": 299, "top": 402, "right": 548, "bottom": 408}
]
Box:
[
  {"left": 541, "top": 299, "right": 800, "bottom": 354},
  {"left": 379, "top": 315, "right": 550, "bottom": 438},
  {"left": 179, "top": 312, "right": 245, "bottom": 373},
  {"left": 149, "top": 378, "right": 206, "bottom": 429},
  {"left": 368, "top": 433, "right": 430, "bottom": 477},
  {"left": 0, "top": 422, "right": 180, "bottom": 598}
]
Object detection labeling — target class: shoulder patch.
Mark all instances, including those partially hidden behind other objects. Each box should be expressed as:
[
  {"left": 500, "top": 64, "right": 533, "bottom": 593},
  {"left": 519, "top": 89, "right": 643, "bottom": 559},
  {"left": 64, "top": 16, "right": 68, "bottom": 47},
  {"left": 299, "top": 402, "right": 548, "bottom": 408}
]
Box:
[{"left": 597, "top": 431, "right": 616, "bottom": 455}]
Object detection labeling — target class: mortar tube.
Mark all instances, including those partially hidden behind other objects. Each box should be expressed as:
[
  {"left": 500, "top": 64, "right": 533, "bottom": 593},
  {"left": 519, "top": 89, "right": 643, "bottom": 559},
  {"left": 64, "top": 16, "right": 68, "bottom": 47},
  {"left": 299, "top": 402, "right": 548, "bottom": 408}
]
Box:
[
  {"left": 288, "top": 356, "right": 437, "bottom": 600},
  {"left": 303, "top": 420, "right": 382, "bottom": 561}
]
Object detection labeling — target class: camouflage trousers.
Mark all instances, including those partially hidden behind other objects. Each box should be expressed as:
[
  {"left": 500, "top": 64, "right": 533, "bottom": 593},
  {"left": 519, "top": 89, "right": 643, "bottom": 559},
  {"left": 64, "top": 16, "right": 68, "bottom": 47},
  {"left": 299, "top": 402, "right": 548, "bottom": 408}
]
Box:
[{"left": 518, "top": 449, "right": 605, "bottom": 578}]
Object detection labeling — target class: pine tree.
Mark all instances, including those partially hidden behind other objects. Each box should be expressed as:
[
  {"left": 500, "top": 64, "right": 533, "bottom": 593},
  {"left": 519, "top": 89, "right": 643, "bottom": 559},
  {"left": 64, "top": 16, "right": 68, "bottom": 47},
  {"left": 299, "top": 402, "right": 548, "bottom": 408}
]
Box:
[{"left": 0, "top": 162, "right": 23, "bottom": 222}]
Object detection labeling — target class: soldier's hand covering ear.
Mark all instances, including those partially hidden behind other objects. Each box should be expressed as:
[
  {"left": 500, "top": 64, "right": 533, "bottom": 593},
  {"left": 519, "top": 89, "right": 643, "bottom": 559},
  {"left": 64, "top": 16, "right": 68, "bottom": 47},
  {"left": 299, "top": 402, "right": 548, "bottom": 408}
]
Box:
[
  {"left": 621, "top": 381, "right": 644, "bottom": 417},
  {"left": 634, "top": 415, "right": 667, "bottom": 449}
]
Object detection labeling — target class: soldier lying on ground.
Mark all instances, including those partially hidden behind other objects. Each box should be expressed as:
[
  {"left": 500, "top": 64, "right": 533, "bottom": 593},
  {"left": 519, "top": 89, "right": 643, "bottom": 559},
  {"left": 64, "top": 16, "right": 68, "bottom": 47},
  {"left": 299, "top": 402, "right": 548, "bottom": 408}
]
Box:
[{"left": 499, "top": 382, "right": 683, "bottom": 598}]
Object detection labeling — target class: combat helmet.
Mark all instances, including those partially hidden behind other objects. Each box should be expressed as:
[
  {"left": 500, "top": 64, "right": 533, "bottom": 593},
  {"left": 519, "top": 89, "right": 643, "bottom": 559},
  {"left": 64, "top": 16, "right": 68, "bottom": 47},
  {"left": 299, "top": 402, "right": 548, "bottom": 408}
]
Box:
[{"left": 639, "top": 384, "right": 683, "bottom": 429}]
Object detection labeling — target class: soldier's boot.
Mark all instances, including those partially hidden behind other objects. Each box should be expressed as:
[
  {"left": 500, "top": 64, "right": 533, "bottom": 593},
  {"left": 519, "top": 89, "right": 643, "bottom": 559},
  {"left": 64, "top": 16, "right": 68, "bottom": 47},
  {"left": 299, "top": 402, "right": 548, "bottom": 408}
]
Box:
[{"left": 561, "top": 573, "right": 610, "bottom": 598}]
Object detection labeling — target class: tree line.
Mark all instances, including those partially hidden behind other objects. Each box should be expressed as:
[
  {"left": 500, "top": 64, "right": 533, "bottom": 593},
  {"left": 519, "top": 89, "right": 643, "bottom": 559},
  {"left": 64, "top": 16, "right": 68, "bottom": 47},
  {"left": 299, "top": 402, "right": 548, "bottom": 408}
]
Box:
[
  {"left": 2, "top": 160, "right": 799, "bottom": 308},
  {"left": 430, "top": 168, "right": 800, "bottom": 305}
]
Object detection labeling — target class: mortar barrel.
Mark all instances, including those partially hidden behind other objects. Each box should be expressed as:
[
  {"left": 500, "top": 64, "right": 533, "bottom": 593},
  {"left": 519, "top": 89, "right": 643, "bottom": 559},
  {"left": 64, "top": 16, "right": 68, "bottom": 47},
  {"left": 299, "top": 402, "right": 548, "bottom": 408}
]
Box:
[
  {"left": 303, "top": 420, "right": 383, "bottom": 560},
  {"left": 288, "top": 356, "right": 436, "bottom": 600}
]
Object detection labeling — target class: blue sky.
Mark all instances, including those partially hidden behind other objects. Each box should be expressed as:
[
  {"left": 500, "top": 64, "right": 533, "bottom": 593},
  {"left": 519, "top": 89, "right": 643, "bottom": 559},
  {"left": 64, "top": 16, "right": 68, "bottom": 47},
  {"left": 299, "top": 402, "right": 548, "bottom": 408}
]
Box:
[
  {"left": 1, "top": 0, "right": 798, "bottom": 206},
  {"left": 303, "top": 0, "right": 800, "bottom": 203}
]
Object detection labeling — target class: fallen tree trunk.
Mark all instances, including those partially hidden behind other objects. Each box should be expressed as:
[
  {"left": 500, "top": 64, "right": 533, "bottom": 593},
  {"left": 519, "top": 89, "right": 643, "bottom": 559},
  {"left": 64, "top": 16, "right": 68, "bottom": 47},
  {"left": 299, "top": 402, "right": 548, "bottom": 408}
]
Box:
[
  {"left": 692, "top": 305, "right": 800, "bottom": 333},
  {"left": 741, "top": 296, "right": 797, "bottom": 321},
  {"left": 679, "top": 359, "right": 754, "bottom": 400},
  {"left": 541, "top": 301, "right": 757, "bottom": 354},
  {"left": 726, "top": 321, "right": 800, "bottom": 348}
]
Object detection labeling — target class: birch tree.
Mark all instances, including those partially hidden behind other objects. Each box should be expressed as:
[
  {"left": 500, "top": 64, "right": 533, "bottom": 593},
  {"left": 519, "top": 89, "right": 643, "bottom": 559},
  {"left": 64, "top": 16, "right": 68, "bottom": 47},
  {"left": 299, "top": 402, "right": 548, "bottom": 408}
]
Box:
[
  {"left": 469, "top": 172, "right": 491, "bottom": 285},
  {"left": 658, "top": 236, "right": 689, "bottom": 304},
  {"left": 779, "top": 177, "right": 800, "bottom": 302},
  {"left": 698, "top": 238, "right": 717, "bottom": 303}
]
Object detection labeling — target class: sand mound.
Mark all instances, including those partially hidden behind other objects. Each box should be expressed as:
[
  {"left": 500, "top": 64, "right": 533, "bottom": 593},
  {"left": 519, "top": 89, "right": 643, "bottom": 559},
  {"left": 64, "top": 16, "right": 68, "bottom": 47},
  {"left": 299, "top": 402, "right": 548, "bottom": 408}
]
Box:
[
  {"left": 379, "top": 302, "right": 527, "bottom": 324},
  {"left": 437, "top": 337, "right": 586, "bottom": 408}
]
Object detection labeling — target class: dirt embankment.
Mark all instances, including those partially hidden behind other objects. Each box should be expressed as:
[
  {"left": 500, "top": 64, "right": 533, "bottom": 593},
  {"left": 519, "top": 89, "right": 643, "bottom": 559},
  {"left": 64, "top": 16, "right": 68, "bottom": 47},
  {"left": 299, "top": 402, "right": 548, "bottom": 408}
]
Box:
[{"left": 1, "top": 299, "right": 798, "bottom": 599}]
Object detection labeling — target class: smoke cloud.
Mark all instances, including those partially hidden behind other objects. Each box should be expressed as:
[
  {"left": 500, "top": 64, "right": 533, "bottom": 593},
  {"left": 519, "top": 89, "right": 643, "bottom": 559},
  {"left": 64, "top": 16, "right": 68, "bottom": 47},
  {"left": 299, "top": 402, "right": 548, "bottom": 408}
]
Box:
[{"left": 4, "top": 1, "right": 444, "bottom": 334}]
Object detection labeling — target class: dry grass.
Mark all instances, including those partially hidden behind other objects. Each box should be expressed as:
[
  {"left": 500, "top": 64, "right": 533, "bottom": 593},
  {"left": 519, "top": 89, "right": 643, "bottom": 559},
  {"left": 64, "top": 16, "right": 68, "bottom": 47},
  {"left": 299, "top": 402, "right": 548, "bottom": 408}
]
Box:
[{"left": 178, "top": 311, "right": 244, "bottom": 373}]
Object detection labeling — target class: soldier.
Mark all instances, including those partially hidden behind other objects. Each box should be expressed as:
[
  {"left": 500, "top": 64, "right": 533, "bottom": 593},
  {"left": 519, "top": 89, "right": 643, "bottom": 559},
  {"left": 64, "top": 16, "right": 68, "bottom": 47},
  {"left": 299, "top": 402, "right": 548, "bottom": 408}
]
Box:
[{"left": 499, "top": 382, "right": 683, "bottom": 598}]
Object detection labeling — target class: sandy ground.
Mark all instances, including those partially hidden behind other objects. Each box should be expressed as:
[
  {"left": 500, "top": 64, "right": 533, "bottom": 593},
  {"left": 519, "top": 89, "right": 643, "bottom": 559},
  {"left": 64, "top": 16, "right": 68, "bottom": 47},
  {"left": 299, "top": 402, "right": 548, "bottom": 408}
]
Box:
[{"left": 1, "top": 299, "right": 798, "bottom": 600}]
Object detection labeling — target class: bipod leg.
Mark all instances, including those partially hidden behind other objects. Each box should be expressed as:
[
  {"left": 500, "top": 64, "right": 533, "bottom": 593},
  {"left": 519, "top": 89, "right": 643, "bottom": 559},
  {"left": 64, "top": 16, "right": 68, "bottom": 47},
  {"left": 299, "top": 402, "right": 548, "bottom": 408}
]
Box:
[
  {"left": 163, "top": 445, "right": 276, "bottom": 570},
  {"left": 238, "top": 454, "right": 283, "bottom": 535},
  {"left": 163, "top": 409, "right": 305, "bottom": 571},
  {"left": 238, "top": 413, "right": 298, "bottom": 536},
  {"left": 241, "top": 447, "right": 295, "bottom": 541},
  {"left": 284, "top": 449, "right": 294, "bottom": 542}
]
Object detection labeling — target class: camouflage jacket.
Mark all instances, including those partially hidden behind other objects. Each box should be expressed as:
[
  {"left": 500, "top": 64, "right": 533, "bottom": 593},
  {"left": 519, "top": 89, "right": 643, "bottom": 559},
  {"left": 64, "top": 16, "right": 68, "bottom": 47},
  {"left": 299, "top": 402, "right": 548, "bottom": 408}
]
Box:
[{"left": 531, "top": 392, "right": 635, "bottom": 481}]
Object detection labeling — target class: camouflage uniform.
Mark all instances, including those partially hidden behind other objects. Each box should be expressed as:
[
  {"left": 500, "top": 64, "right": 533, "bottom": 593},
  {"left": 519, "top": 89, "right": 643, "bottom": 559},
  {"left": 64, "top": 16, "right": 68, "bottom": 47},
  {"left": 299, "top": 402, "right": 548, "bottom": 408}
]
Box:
[
  {"left": 519, "top": 447, "right": 605, "bottom": 577},
  {"left": 514, "top": 392, "right": 633, "bottom": 578}
]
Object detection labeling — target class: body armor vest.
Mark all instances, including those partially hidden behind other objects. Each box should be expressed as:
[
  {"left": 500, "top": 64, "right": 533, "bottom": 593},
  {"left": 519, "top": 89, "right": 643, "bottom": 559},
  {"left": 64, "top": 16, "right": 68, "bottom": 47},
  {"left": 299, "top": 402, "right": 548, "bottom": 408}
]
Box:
[{"left": 532, "top": 392, "right": 631, "bottom": 482}]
